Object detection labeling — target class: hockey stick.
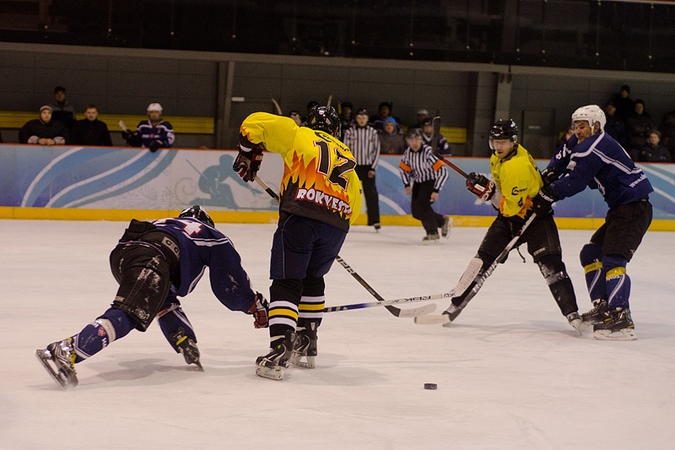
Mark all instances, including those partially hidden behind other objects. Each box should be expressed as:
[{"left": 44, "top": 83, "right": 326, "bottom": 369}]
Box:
[
  {"left": 271, "top": 98, "right": 283, "bottom": 115},
  {"left": 430, "top": 116, "right": 441, "bottom": 156},
  {"left": 415, "top": 212, "right": 537, "bottom": 325},
  {"left": 324, "top": 292, "right": 450, "bottom": 316},
  {"left": 439, "top": 157, "right": 469, "bottom": 179},
  {"left": 254, "top": 176, "right": 436, "bottom": 318}
]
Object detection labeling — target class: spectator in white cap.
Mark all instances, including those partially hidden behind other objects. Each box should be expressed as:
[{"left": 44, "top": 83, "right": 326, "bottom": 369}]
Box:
[
  {"left": 122, "top": 102, "right": 175, "bottom": 151},
  {"left": 18, "top": 105, "right": 68, "bottom": 145}
]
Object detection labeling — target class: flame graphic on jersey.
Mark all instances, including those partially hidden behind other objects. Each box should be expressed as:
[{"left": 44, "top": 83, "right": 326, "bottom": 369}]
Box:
[{"left": 280, "top": 152, "right": 352, "bottom": 206}]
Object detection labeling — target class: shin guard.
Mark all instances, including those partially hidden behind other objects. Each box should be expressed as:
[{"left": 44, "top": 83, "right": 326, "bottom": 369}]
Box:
[{"left": 580, "top": 243, "right": 606, "bottom": 303}]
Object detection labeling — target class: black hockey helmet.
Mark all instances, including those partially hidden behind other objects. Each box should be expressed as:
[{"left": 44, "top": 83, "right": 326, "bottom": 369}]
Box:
[
  {"left": 489, "top": 119, "right": 518, "bottom": 140},
  {"left": 306, "top": 105, "right": 341, "bottom": 137},
  {"left": 179, "top": 205, "right": 214, "bottom": 227}
]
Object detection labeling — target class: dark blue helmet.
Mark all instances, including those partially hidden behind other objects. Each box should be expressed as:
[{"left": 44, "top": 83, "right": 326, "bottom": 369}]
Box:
[
  {"left": 306, "top": 105, "right": 341, "bottom": 137},
  {"left": 179, "top": 205, "right": 214, "bottom": 227}
]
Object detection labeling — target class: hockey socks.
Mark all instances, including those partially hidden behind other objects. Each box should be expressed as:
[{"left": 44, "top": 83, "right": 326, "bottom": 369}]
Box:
[
  {"left": 72, "top": 308, "right": 134, "bottom": 363},
  {"left": 157, "top": 303, "right": 197, "bottom": 352}
]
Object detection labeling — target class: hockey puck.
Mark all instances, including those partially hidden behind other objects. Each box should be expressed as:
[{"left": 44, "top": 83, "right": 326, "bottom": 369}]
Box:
[{"left": 424, "top": 383, "right": 438, "bottom": 390}]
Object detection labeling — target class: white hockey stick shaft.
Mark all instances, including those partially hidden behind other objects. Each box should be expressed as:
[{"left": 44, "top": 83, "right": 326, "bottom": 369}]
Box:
[{"left": 324, "top": 292, "right": 452, "bottom": 312}]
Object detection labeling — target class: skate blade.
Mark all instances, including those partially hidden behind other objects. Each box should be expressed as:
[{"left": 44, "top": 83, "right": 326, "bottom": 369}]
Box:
[
  {"left": 593, "top": 328, "right": 637, "bottom": 341},
  {"left": 568, "top": 319, "right": 583, "bottom": 336},
  {"left": 191, "top": 361, "right": 204, "bottom": 372},
  {"left": 35, "top": 349, "right": 69, "bottom": 389},
  {"left": 578, "top": 320, "right": 595, "bottom": 333},
  {"left": 290, "top": 355, "right": 315, "bottom": 369},
  {"left": 414, "top": 314, "right": 451, "bottom": 325},
  {"left": 255, "top": 366, "right": 285, "bottom": 380}
]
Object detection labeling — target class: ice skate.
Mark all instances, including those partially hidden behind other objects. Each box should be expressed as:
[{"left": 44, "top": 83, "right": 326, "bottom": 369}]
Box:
[
  {"left": 579, "top": 299, "right": 608, "bottom": 332},
  {"left": 255, "top": 331, "right": 295, "bottom": 380},
  {"left": 290, "top": 328, "right": 317, "bottom": 369},
  {"left": 442, "top": 299, "right": 468, "bottom": 325},
  {"left": 566, "top": 312, "right": 582, "bottom": 335},
  {"left": 593, "top": 307, "right": 637, "bottom": 341},
  {"left": 171, "top": 328, "right": 203, "bottom": 371},
  {"left": 35, "top": 338, "right": 78, "bottom": 389},
  {"left": 423, "top": 233, "right": 440, "bottom": 244},
  {"left": 441, "top": 216, "right": 452, "bottom": 238},
  {"left": 373, "top": 223, "right": 381, "bottom": 232}
]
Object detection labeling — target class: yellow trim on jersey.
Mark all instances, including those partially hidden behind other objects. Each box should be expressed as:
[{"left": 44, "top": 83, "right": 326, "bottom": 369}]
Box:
[
  {"left": 584, "top": 261, "right": 603, "bottom": 274},
  {"left": 490, "top": 145, "right": 543, "bottom": 219},
  {"left": 606, "top": 267, "right": 627, "bottom": 279},
  {"left": 299, "top": 303, "right": 325, "bottom": 312}
]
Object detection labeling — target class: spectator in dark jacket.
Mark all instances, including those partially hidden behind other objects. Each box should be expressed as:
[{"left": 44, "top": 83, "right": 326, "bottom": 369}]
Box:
[
  {"left": 50, "top": 86, "right": 76, "bottom": 133},
  {"left": 636, "top": 130, "right": 671, "bottom": 162},
  {"left": 612, "top": 84, "right": 635, "bottom": 122},
  {"left": 71, "top": 105, "right": 113, "bottom": 146},
  {"left": 18, "top": 105, "right": 68, "bottom": 145},
  {"left": 604, "top": 101, "right": 627, "bottom": 148},
  {"left": 626, "top": 99, "right": 656, "bottom": 158}
]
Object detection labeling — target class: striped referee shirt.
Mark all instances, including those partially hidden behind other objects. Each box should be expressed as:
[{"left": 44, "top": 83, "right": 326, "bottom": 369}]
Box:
[
  {"left": 399, "top": 144, "right": 449, "bottom": 191},
  {"left": 343, "top": 124, "right": 381, "bottom": 168}
]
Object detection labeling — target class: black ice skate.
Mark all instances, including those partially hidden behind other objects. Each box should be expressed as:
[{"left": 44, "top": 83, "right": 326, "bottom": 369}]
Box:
[
  {"left": 423, "top": 233, "right": 440, "bottom": 244},
  {"left": 35, "top": 338, "right": 78, "bottom": 389},
  {"left": 290, "top": 328, "right": 317, "bottom": 369},
  {"left": 593, "top": 307, "right": 637, "bottom": 341},
  {"left": 171, "top": 328, "right": 203, "bottom": 371},
  {"left": 579, "top": 299, "right": 609, "bottom": 332},
  {"left": 255, "top": 331, "right": 295, "bottom": 381}
]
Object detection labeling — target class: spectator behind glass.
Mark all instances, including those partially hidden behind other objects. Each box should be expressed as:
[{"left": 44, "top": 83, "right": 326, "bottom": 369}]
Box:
[
  {"left": 378, "top": 116, "right": 405, "bottom": 154},
  {"left": 637, "top": 130, "right": 670, "bottom": 162},
  {"left": 288, "top": 111, "right": 302, "bottom": 126},
  {"left": 556, "top": 127, "right": 575, "bottom": 148},
  {"left": 604, "top": 101, "right": 627, "bottom": 147},
  {"left": 658, "top": 108, "right": 675, "bottom": 161},
  {"left": 50, "top": 86, "right": 76, "bottom": 133},
  {"left": 338, "top": 101, "right": 353, "bottom": 140},
  {"left": 613, "top": 84, "right": 635, "bottom": 122},
  {"left": 626, "top": 99, "right": 656, "bottom": 158},
  {"left": 409, "top": 108, "right": 429, "bottom": 130},
  {"left": 370, "top": 101, "right": 401, "bottom": 133},
  {"left": 421, "top": 117, "right": 450, "bottom": 155},
  {"left": 122, "top": 103, "right": 175, "bottom": 152},
  {"left": 18, "top": 105, "right": 68, "bottom": 145},
  {"left": 71, "top": 105, "right": 113, "bottom": 146}
]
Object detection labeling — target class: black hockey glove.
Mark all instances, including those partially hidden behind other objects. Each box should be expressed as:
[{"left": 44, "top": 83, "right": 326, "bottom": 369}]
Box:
[
  {"left": 540, "top": 167, "right": 559, "bottom": 186},
  {"left": 532, "top": 186, "right": 557, "bottom": 215},
  {"left": 466, "top": 172, "right": 495, "bottom": 201},
  {"left": 233, "top": 144, "right": 264, "bottom": 182},
  {"left": 149, "top": 140, "right": 162, "bottom": 152},
  {"left": 121, "top": 130, "right": 133, "bottom": 141},
  {"left": 247, "top": 292, "right": 269, "bottom": 329}
]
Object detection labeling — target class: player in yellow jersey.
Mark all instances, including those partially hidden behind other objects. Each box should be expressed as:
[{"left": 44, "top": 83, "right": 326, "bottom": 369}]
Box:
[
  {"left": 441, "top": 119, "right": 581, "bottom": 331},
  {"left": 234, "top": 105, "right": 362, "bottom": 380}
]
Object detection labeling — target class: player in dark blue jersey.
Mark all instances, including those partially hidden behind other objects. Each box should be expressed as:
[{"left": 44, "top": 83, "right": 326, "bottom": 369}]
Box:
[
  {"left": 533, "top": 105, "right": 654, "bottom": 340},
  {"left": 36, "top": 206, "right": 268, "bottom": 389}
]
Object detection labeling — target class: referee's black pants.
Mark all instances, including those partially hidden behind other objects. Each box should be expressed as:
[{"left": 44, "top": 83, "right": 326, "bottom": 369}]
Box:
[
  {"left": 411, "top": 180, "right": 445, "bottom": 235},
  {"left": 356, "top": 165, "right": 380, "bottom": 226}
]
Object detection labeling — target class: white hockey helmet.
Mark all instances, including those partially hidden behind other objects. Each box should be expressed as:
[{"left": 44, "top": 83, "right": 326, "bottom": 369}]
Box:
[
  {"left": 147, "top": 102, "right": 163, "bottom": 113},
  {"left": 571, "top": 104, "right": 605, "bottom": 131}
]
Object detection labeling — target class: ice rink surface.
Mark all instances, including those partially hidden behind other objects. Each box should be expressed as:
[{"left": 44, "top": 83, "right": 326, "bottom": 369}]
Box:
[{"left": 2, "top": 219, "right": 674, "bottom": 449}]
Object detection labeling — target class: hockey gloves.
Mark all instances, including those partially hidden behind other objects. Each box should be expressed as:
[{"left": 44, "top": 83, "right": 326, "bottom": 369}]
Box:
[
  {"left": 148, "top": 140, "right": 162, "bottom": 152},
  {"left": 233, "top": 143, "right": 264, "bottom": 182},
  {"left": 466, "top": 172, "right": 496, "bottom": 201},
  {"left": 532, "top": 186, "right": 557, "bottom": 215},
  {"left": 121, "top": 130, "right": 133, "bottom": 141},
  {"left": 540, "top": 166, "right": 559, "bottom": 186},
  {"left": 247, "top": 292, "right": 269, "bottom": 329}
]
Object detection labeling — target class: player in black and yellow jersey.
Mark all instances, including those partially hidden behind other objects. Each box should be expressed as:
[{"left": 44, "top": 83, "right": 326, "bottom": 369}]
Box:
[
  {"left": 443, "top": 119, "right": 581, "bottom": 331},
  {"left": 234, "top": 105, "right": 362, "bottom": 380}
]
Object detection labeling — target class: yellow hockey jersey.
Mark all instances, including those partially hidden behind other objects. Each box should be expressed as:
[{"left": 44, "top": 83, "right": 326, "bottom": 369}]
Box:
[
  {"left": 489, "top": 144, "right": 543, "bottom": 219},
  {"left": 240, "top": 112, "right": 362, "bottom": 232}
]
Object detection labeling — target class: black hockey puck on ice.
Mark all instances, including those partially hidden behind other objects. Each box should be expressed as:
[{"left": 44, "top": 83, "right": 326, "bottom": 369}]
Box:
[{"left": 424, "top": 383, "right": 437, "bottom": 390}]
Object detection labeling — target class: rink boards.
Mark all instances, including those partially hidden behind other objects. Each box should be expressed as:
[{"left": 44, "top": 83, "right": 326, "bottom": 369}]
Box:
[{"left": 1, "top": 144, "right": 674, "bottom": 230}]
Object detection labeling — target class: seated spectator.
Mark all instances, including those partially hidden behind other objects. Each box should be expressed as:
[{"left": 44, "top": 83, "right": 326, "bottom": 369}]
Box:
[
  {"left": 50, "top": 86, "right": 76, "bottom": 132},
  {"left": 18, "top": 105, "right": 68, "bottom": 145},
  {"left": 122, "top": 103, "right": 175, "bottom": 152},
  {"left": 613, "top": 84, "right": 634, "bottom": 122},
  {"left": 409, "top": 108, "right": 429, "bottom": 131},
  {"left": 604, "top": 101, "right": 627, "bottom": 147},
  {"left": 339, "top": 101, "right": 353, "bottom": 139},
  {"left": 370, "top": 101, "right": 401, "bottom": 133},
  {"left": 378, "top": 117, "right": 405, "bottom": 154},
  {"left": 635, "top": 130, "right": 670, "bottom": 162},
  {"left": 626, "top": 99, "right": 656, "bottom": 157},
  {"left": 71, "top": 105, "right": 113, "bottom": 146},
  {"left": 421, "top": 117, "right": 450, "bottom": 155}
]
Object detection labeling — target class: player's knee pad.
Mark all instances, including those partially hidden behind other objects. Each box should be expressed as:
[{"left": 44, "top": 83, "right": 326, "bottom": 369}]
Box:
[
  {"left": 580, "top": 242, "right": 602, "bottom": 270},
  {"left": 537, "top": 254, "right": 568, "bottom": 285}
]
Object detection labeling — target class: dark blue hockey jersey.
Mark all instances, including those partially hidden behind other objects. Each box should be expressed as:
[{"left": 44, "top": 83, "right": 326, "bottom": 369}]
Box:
[
  {"left": 152, "top": 217, "right": 255, "bottom": 312},
  {"left": 546, "top": 132, "right": 653, "bottom": 209}
]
